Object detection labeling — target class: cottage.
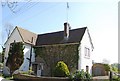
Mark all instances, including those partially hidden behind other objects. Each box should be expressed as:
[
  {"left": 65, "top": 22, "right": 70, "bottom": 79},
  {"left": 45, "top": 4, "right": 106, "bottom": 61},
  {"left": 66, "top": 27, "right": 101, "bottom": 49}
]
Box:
[
  {"left": 3, "top": 22, "right": 94, "bottom": 76},
  {"left": 3, "top": 27, "right": 37, "bottom": 72}
]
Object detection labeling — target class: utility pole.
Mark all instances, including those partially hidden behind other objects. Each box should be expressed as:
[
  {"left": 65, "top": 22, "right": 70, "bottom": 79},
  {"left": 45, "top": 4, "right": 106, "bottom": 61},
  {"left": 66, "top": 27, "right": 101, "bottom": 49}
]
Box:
[{"left": 66, "top": 2, "right": 69, "bottom": 23}]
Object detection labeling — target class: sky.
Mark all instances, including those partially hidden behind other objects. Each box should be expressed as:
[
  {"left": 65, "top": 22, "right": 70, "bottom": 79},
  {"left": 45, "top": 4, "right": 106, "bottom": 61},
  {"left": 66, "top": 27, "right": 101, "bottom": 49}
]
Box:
[{"left": 0, "top": 0, "right": 118, "bottom": 64}]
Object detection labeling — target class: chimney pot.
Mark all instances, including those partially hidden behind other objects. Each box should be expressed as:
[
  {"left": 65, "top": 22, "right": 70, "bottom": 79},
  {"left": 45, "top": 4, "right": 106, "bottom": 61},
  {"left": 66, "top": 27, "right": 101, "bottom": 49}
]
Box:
[{"left": 64, "top": 22, "right": 70, "bottom": 39}]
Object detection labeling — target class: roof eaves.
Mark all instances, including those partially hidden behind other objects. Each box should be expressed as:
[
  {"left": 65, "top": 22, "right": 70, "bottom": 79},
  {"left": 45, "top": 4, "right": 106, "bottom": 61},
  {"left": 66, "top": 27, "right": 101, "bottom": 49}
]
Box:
[
  {"left": 35, "top": 42, "right": 79, "bottom": 47},
  {"left": 86, "top": 27, "right": 94, "bottom": 51},
  {"left": 16, "top": 26, "right": 25, "bottom": 43}
]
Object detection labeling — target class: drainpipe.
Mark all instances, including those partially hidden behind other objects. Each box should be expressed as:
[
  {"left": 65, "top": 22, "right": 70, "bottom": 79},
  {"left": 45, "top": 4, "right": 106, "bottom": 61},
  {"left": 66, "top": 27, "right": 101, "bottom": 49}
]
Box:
[
  {"left": 78, "top": 43, "right": 81, "bottom": 70},
  {"left": 29, "top": 37, "right": 33, "bottom": 70}
]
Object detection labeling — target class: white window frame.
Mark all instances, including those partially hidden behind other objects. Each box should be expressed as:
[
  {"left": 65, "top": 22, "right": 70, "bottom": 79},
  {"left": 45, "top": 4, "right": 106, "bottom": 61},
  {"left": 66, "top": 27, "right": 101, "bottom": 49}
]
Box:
[{"left": 84, "top": 47, "right": 90, "bottom": 59}]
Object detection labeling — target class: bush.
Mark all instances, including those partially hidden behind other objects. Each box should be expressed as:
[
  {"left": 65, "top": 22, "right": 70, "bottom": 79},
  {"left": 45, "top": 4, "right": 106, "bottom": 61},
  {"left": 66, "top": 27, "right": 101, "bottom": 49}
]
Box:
[
  {"left": 85, "top": 72, "right": 92, "bottom": 80},
  {"left": 74, "top": 70, "right": 86, "bottom": 79},
  {"left": 69, "top": 70, "right": 92, "bottom": 81},
  {"left": 53, "top": 61, "right": 70, "bottom": 77}
]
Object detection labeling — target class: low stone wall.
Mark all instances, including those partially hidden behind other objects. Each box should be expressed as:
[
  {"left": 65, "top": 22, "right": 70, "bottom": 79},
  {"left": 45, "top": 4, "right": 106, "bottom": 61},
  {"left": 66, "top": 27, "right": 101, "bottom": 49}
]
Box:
[
  {"left": 13, "top": 74, "right": 109, "bottom": 81},
  {"left": 13, "top": 74, "right": 69, "bottom": 81}
]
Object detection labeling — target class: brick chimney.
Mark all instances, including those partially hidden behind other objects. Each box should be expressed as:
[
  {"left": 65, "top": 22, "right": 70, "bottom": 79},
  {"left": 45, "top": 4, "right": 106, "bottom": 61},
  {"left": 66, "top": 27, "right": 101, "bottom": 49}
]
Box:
[{"left": 64, "top": 22, "right": 70, "bottom": 39}]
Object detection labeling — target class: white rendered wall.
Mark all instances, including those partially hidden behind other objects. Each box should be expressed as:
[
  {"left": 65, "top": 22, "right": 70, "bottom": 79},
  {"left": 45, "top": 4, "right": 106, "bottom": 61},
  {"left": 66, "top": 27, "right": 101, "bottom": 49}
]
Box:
[
  {"left": 19, "top": 44, "right": 35, "bottom": 71},
  {"left": 78, "top": 29, "right": 93, "bottom": 74}
]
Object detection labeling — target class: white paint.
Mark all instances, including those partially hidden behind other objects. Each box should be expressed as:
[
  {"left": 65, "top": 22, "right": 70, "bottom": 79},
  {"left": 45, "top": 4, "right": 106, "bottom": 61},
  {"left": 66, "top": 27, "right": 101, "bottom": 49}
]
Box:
[
  {"left": 78, "top": 28, "right": 93, "bottom": 74},
  {"left": 4, "top": 28, "right": 35, "bottom": 72},
  {"left": 19, "top": 43, "right": 35, "bottom": 71}
]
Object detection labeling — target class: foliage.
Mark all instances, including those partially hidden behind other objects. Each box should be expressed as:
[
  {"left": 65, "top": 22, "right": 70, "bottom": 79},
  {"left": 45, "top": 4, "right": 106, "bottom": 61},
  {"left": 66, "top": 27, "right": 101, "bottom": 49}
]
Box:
[
  {"left": 34, "top": 44, "right": 79, "bottom": 76},
  {"left": 53, "top": 61, "right": 70, "bottom": 77},
  {"left": 111, "top": 66, "right": 118, "bottom": 73},
  {"left": 85, "top": 72, "right": 92, "bottom": 80},
  {"left": 103, "top": 64, "right": 110, "bottom": 71},
  {"left": 74, "top": 70, "right": 86, "bottom": 79},
  {"left": 1, "top": 47, "right": 5, "bottom": 63},
  {"left": 15, "top": 67, "right": 34, "bottom": 75},
  {"left": 6, "top": 42, "right": 24, "bottom": 74},
  {"left": 112, "top": 76, "right": 120, "bottom": 81},
  {"left": 0, "top": 63, "right": 3, "bottom": 70},
  {"left": 69, "top": 70, "right": 92, "bottom": 81},
  {"left": 2, "top": 49, "right": 5, "bottom": 63},
  {"left": 111, "top": 63, "right": 118, "bottom": 72}
]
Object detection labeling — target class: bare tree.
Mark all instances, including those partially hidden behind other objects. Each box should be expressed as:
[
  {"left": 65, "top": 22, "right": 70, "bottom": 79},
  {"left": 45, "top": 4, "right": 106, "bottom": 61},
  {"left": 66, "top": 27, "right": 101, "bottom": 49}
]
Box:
[{"left": 3, "top": 22, "right": 14, "bottom": 39}]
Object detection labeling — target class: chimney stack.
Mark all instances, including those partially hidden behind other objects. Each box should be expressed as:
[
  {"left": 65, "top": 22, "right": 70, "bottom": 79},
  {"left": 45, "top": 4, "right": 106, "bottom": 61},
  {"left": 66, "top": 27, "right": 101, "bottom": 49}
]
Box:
[{"left": 64, "top": 22, "right": 70, "bottom": 39}]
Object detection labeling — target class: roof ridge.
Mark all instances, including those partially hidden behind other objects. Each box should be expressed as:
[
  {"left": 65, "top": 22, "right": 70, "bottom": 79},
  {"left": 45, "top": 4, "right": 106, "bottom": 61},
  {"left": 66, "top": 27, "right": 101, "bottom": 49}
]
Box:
[
  {"left": 16, "top": 26, "right": 37, "bottom": 35},
  {"left": 38, "top": 27, "right": 87, "bottom": 35}
]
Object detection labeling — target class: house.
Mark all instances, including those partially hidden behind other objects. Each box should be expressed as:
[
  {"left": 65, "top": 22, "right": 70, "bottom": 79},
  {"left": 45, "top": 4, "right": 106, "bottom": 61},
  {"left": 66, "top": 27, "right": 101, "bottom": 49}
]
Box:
[
  {"left": 3, "top": 27, "right": 37, "bottom": 73},
  {"left": 3, "top": 22, "right": 94, "bottom": 76}
]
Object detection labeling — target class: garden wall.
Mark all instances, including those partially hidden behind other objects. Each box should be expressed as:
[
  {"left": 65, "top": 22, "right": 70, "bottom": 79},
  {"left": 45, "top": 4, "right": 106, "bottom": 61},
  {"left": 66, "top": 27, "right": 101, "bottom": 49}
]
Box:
[
  {"left": 13, "top": 74, "right": 110, "bottom": 81},
  {"left": 34, "top": 44, "right": 79, "bottom": 76}
]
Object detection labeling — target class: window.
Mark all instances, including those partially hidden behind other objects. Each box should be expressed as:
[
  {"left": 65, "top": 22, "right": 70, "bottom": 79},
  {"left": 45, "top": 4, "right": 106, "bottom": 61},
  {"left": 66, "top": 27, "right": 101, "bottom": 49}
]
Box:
[{"left": 84, "top": 47, "right": 90, "bottom": 58}]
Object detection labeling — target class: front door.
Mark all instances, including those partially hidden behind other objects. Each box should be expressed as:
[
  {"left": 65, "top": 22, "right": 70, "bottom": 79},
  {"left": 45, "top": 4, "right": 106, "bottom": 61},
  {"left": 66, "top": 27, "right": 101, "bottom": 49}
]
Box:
[
  {"left": 86, "top": 66, "right": 89, "bottom": 73},
  {"left": 37, "top": 63, "right": 43, "bottom": 77}
]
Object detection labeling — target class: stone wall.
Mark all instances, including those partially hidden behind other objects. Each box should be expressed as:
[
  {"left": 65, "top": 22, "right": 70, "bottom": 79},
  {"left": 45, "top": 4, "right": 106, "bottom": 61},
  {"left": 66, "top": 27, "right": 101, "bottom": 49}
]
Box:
[
  {"left": 13, "top": 74, "right": 110, "bottom": 81},
  {"left": 34, "top": 44, "right": 79, "bottom": 76}
]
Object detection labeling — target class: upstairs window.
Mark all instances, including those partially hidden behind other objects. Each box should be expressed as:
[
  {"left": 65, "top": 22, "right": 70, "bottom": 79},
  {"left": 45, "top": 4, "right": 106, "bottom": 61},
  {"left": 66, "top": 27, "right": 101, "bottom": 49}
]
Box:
[{"left": 84, "top": 47, "right": 90, "bottom": 58}]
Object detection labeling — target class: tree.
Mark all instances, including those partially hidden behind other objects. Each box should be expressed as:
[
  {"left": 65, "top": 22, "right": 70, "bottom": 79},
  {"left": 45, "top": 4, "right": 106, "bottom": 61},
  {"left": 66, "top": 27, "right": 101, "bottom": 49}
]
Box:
[
  {"left": 6, "top": 42, "right": 24, "bottom": 74},
  {"left": 4, "top": 22, "right": 14, "bottom": 38},
  {"left": 1, "top": 23, "right": 14, "bottom": 47},
  {"left": 2, "top": 47, "right": 5, "bottom": 63}
]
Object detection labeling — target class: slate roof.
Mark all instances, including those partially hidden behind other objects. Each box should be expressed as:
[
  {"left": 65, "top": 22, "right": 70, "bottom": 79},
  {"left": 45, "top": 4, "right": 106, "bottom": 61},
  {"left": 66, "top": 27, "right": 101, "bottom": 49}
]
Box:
[
  {"left": 36, "top": 27, "right": 87, "bottom": 46},
  {"left": 5, "top": 26, "right": 93, "bottom": 48},
  {"left": 17, "top": 27, "right": 37, "bottom": 45}
]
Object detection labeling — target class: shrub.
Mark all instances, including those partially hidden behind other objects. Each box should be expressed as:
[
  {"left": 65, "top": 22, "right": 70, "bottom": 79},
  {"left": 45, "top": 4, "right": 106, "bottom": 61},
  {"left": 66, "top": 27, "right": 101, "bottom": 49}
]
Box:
[
  {"left": 103, "top": 64, "right": 110, "bottom": 71},
  {"left": 53, "top": 61, "right": 70, "bottom": 77},
  {"left": 74, "top": 70, "right": 86, "bottom": 79},
  {"left": 85, "top": 72, "right": 92, "bottom": 80},
  {"left": 69, "top": 70, "right": 92, "bottom": 81}
]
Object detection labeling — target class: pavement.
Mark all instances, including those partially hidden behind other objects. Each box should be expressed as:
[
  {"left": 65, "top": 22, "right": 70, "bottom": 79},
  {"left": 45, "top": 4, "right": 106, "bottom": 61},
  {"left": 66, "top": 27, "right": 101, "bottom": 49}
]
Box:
[
  {"left": 92, "top": 76, "right": 109, "bottom": 79},
  {"left": 0, "top": 77, "right": 4, "bottom": 81}
]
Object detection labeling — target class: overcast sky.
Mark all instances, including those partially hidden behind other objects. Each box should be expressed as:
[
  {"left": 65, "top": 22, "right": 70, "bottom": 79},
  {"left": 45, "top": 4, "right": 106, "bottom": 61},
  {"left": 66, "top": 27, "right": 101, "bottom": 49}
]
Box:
[{"left": 0, "top": 0, "right": 118, "bottom": 64}]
